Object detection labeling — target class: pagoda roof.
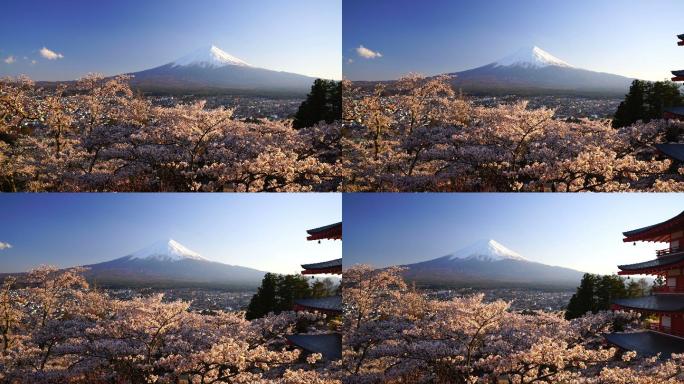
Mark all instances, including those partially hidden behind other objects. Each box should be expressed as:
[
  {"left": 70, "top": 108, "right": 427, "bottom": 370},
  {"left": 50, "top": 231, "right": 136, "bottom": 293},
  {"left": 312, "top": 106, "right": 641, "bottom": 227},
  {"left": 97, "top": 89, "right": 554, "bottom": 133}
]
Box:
[
  {"left": 672, "top": 70, "right": 684, "bottom": 77},
  {"left": 301, "top": 258, "right": 342, "bottom": 274},
  {"left": 294, "top": 296, "right": 342, "bottom": 314},
  {"left": 678, "top": 34, "right": 684, "bottom": 40},
  {"left": 307, "top": 222, "right": 342, "bottom": 241},
  {"left": 655, "top": 143, "right": 684, "bottom": 162},
  {"left": 655, "top": 106, "right": 684, "bottom": 118},
  {"left": 286, "top": 333, "right": 341, "bottom": 360},
  {"left": 613, "top": 295, "right": 684, "bottom": 313},
  {"left": 605, "top": 331, "right": 684, "bottom": 358},
  {"left": 617, "top": 251, "right": 684, "bottom": 275},
  {"left": 623, "top": 211, "right": 684, "bottom": 243}
]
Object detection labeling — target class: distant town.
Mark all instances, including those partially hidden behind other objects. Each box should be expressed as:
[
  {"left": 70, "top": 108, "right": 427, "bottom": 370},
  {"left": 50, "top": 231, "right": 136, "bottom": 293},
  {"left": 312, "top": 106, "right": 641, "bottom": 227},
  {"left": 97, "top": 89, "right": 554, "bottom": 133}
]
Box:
[
  {"left": 104, "top": 287, "right": 256, "bottom": 313},
  {"left": 147, "top": 95, "right": 304, "bottom": 120},
  {"left": 425, "top": 287, "right": 575, "bottom": 312}
]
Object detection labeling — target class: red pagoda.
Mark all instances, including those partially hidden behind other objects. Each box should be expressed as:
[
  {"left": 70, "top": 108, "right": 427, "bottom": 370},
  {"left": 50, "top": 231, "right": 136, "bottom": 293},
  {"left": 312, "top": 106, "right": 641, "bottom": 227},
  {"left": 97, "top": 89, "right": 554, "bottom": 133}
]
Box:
[
  {"left": 287, "top": 222, "right": 342, "bottom": 361},
  {"left": 606, "top": 211, "right": 684, "bottom": 357},
  {"left": 665, "top": 34, "right": 684, "bottom": 122}
]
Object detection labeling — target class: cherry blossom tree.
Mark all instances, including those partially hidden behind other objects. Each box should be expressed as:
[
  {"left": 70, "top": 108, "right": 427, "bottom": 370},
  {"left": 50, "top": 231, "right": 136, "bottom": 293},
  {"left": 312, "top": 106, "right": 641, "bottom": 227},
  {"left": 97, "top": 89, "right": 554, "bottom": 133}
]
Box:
[
  {"left": 0, "top": 75, "right": 342, "bottom": 192},
  {"left": 342, "top": 265, "right": 684, "bottom": 383},
  {"left": 0, "top": 267, "right": 341, "bottom": 383},
  {"left": 343, "top": 75, "right": 684, "bottom": 192}
]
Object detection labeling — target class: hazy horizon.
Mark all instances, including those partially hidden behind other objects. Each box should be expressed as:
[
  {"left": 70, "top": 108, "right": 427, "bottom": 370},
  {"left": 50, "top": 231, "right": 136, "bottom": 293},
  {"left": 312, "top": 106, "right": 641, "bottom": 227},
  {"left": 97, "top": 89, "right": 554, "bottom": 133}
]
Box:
[
  {"left": 343, "top": 194, "right": 681, "bottom": 275},
  {"left": 343, "top": 0, "right": 682, "bottom": 81},
  {"left": 0, "top": 0, "right": 341, "bottom": 81},
  {"left": 0, "top": 194, "right": 341, "bottom": 274}
]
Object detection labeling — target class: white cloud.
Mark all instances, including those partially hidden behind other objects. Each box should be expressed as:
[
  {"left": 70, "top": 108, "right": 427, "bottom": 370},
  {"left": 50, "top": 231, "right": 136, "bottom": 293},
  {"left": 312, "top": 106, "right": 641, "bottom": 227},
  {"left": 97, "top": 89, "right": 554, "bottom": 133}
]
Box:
[
  {"left": 356, "top": 45, "right": 382, "bottom": 59},
  {"left": 40, "top": 46, "right": 64, "bottom": 60},
  {"left": 347, "top": 58, "right": 354, "bottom": 64},
  {"left": 4, "top": 55, "right": 15, "bottom": 64},
  {"left": 31, "top": 60, "right": 37, "bottom": 65},
  {"left": 0, "top": 242, "right": 12, "bottom": 250}
]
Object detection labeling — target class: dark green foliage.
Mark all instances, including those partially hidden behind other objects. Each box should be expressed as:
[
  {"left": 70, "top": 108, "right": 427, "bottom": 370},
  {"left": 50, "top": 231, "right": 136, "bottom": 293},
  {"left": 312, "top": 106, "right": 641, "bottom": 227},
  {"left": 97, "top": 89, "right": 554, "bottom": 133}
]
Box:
[
  {"left": 245, "top": 273, "right": 336, "bottom": 320},
  {"left": 292, "top": 79, "right": 341, "bottom": 129},
  {"left": 613, "top": 80, "right": 683, "bottom": 128},
  {"left": 565, "top": 273, "right": 647, "bottom": 320}
]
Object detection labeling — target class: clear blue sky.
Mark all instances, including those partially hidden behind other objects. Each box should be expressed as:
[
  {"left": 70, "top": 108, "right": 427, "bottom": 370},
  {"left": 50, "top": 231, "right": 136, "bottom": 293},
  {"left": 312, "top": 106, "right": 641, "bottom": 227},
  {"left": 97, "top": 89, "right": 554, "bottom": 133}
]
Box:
[
  {"left": 0, "top": 194, "right": 341, "bottom": 274},
  {"left": 343, "top": 194, "right": 682, "bottom": 275},
  {"left": 344, "top": 0, "right": 683, "bottom": 81},
  {"left": 0, "top": 0, "right": 341, "bottom": 81}
]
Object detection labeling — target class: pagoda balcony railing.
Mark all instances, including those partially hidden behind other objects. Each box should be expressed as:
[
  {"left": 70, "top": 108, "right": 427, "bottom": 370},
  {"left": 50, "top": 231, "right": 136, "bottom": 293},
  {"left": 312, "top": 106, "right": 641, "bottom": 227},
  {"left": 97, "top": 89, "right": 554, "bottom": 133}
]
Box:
[
  {"left": 656, "top": 247, "right": 682, "bottom": 257},
  {"left": 650, "top": 323, "right": 684, "bottom": 338},
  {"left": 652, "top": 286, "right": 684, "bottom": 294}
]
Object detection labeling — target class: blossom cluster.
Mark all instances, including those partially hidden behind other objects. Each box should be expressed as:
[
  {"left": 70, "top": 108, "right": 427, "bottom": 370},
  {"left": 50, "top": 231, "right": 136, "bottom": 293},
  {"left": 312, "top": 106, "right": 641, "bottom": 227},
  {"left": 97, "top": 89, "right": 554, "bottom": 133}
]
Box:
[
  {"left": 0, "top": 267, "right": 340, "bottom": 383},
  {"left": 343, "top": 75, "right": 684, "bottom": 191},
  {"left": 341, "top": 265, "right": 684, "bottom": 383},
  {"left": 0, "top": 75, "right": 342, "bottom": 192}
]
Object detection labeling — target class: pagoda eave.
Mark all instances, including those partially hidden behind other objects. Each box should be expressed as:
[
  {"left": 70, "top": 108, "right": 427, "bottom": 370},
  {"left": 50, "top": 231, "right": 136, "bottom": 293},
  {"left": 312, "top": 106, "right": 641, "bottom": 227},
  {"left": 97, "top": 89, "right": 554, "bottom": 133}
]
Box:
[
  {"left": 613, "top": 304, "right": 684, "bottom": 316},
  {"left": 612, "top": 295, "right": 684, "bottom": 313},
  {"left": 286, "top": 333, "right": 342, "bottom": 360},
  {"left": 622, "top": 211, "right": 684, "bottom": 243},
  {"left": 306, "top": 222, "right": 342, "bottom": 241},
  {"left": 672, "top": 76, "right": 684, "bottom": 82},
  {"left": 302, "top": 267, "right": 342, "bottom": 275},
  {"left": 293, "top": 296, "right": 342, "bottom": 315},
  {"left": 606, "top": 331, "right": 684, "bottom": 358},
  {"left": 293, "top": 304, "right": 342, "bottom": 316}
]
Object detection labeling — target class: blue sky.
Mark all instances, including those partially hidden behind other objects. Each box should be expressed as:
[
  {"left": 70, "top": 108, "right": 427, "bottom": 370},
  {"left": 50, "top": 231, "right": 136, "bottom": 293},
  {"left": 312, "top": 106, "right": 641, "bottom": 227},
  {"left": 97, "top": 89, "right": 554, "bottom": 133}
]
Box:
[
  {"left": 0, "top": 194, "right": 341, "bottom": 274},
  {"left": 0, "top": 0, "right": 341, "bottom": 80},
  {"left": 343, "top": 193, "right": 682, "bottom": 275},
  {"left": 343, "top": 0, "right": 683, "bottom": 81}
]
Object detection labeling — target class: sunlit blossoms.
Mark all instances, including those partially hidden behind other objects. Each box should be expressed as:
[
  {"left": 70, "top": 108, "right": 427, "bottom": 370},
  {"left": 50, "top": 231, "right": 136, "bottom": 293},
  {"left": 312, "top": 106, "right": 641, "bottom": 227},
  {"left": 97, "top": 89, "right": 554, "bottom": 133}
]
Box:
[
  {"left": 0, "top": 267, "right": 341, "bottom": 383},
  {"left": 0, "top": 75, "right": 342, "bottom": 192},
  {"left": 342, "top": 75, "right": 684, "bottom": 192},
  {"left": 341, "top": 265, "right": 684, "bottom": 383}
]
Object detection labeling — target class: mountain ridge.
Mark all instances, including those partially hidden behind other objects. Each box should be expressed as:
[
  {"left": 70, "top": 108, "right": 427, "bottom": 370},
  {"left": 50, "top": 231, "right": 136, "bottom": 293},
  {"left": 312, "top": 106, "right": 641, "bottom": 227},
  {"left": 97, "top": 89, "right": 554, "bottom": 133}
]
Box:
[{"left": 401, "top": 239, "right": 586, "bottom": 289}]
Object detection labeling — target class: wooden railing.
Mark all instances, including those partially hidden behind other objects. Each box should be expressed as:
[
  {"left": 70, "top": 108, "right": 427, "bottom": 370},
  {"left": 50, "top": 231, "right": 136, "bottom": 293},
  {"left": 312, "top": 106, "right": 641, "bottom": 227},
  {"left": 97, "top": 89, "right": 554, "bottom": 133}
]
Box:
[
  {"left": 650, "top": 324, "right": 684, "bottom": 338},
  {"left": 652, "top": 286, "right": 684, "bottom": 293},
  {"left": 656, "top": 247, "right": 681, "bottom": 257}
]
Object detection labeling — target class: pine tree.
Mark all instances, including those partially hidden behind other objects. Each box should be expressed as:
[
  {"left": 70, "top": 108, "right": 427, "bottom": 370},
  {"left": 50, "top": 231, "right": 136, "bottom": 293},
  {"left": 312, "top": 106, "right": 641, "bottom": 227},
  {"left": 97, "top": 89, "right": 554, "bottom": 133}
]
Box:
[
  {"left": 613, "top": 80, "right": 682, "bottom": 128},
  {"left": 565, "top": 274, "right": 637, "bottom": 320},
  {"left": 292, "top": 79, "right": 342, "bottom": 129}
]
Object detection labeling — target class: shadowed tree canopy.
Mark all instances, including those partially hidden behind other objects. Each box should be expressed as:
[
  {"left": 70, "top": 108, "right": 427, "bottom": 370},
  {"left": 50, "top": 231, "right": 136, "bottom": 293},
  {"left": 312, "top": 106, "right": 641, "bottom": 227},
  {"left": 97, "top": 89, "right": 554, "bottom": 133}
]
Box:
[
  {"left": 292, "top": 79, "right": 341, "bottom": 129},
  {"left": 565, "top": 273, "right": 646, "bottom": 320},
  {"left": 613, "top": 80, "right": 683, "bottom": 128},
  {"left": 245, "top": 273, "right": 336, "bottom": 320}
]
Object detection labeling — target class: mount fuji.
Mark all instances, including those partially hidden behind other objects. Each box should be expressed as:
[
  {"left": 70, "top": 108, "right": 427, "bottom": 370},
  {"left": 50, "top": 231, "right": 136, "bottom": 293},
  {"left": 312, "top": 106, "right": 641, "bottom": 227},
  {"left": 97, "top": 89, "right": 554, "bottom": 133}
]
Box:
[
  {"left": 126, "top": 45, "right": 318, "bottom": 95},
  {"left": 81, "top": 239, "right": 266, "bottom": 288},
  {"left": 446, "top": 46, "right": 633, "bottom": 96},
  {"left": 401, "top": 239, "right": 586, "bottom": 288}
]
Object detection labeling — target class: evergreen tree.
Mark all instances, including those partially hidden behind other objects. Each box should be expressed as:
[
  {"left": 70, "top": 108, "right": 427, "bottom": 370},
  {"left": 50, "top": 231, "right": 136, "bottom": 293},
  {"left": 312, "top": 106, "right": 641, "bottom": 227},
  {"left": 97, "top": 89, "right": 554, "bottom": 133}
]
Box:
[
  {"left": 292, "top": 79, "right": 342, "bottom": 129},
  {"left": 311, "top": 278, "right": 336, "bottom": 298},
  {"left": 565, "top": 273, "right": 599, "bottom": 320},
  {"left": 613, "top": 80, "right": 683, "bottom": 128},
  {"left": 245, "top": 273, "right": 315, "bottom": 320},
  {"left": 245, "top": 273, "right": 279, "bottom": 320},
  {"left": 565, "top": 273, "right": 640, "bottom": 320}
]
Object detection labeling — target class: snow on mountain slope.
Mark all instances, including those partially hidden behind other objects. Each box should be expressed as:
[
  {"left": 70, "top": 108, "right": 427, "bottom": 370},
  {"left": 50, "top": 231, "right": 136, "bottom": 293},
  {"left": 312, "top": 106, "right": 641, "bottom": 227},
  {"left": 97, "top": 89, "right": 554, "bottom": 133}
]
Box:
[
  {"left": 171, "top": 45, "right": 251, "bottom": 68},
  {"left": 494, "top": 46, "right": 573, "bottom": 69},
  {"left": 128, "top": 239, "right": 205, "bottom": 261},
  {"left": 446, "top": 239, "right": 528, "bottom": 262}
]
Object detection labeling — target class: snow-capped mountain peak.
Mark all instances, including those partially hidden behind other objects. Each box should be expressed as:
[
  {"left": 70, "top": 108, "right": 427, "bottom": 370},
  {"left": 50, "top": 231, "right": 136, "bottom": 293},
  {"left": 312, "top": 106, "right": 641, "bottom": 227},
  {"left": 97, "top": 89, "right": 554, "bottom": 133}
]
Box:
[
  {"left": 494, "top": 46, "right": 573, "bottom": 69},
  {"left": 171, "top": 45, "right": 251, "bottom": 68},
  {"left": 128, "top": 239, "right": 205, "bottom": 261},
  {"left": 446, "top": 239, "right": 528, "bottom": 262}
]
